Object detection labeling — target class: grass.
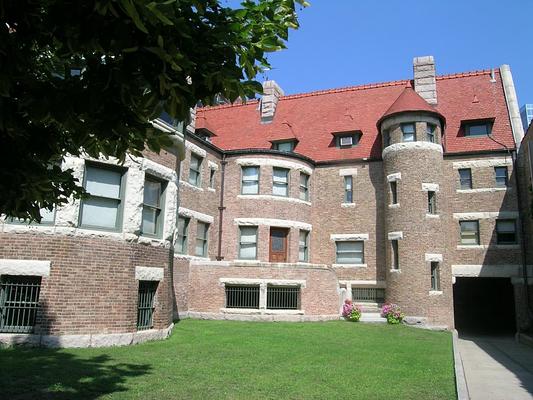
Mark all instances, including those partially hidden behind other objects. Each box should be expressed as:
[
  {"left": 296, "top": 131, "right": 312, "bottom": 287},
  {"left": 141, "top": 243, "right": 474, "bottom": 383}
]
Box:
[{"left": 0, "top": 320, "right": 456, "bottom": 399}]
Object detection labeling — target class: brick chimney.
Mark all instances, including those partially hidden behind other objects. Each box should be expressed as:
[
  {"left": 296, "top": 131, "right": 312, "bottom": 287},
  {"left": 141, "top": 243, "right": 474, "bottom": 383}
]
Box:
[
  {"left": 260, "top": 80, "right": 284, "bottom": 123},
  {"left": 413, "top": 56, "right": 437, "bottom": 105}
]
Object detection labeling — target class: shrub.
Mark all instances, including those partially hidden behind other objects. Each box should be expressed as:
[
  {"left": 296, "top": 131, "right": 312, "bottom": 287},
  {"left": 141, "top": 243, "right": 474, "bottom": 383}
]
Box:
[
  {"left": 342, "top": 299, "right": 362, "bottom": 322},
  {"left": 381, "top": 303, "right": 405, "bottom": 324}
]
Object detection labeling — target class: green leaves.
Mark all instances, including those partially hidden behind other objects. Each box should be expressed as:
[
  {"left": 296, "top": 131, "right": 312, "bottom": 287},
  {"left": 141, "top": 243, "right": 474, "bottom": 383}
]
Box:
[{"left": 0, "top": 0, "right": 306, "bottom": 220}]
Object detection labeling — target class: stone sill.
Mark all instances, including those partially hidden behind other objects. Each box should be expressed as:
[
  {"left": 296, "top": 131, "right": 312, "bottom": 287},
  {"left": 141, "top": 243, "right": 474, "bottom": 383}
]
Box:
[
  {"left": 425, "top": 214, "right": 440, "bottom": 219},
  {"left": 207, "top": 188, "right": 216, "bottom": 192},
  {"left": 456, "top": 187, "right": 509, "bottom": 194},
  {"left": 388, "top": 203, "right": 400, "bottom": 209},
  {"left": 237, "top": 194, "right": 311, "bottom": 206},
  {"left": 457, "top": 245, "right": 487, "bottom": 250},
  {"left": 332, "top": 264, "right": 367, "bottom": 269},
  {"left": 429, "top": 290, "right": 443, "bottom": 296},
  {"left": 494, "top": 244, "right": 520, "bottom": 250},
  {"left": 220, "top": 308, "right": 304, "bottom": 315},
  {"left": 179, "top": 180, "right": 204, "bottom": 191},
  {"left": 390, "top": 269, "right": 401, "bottom": 273},
  {"left": 230, "top": 260, "right": 328, "bottom": 269}
]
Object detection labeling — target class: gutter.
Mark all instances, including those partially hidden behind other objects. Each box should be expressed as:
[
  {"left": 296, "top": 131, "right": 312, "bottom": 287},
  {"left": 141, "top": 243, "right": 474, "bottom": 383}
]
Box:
[{"left": 216, "top": 154, "right": 227, "bottom": 261}]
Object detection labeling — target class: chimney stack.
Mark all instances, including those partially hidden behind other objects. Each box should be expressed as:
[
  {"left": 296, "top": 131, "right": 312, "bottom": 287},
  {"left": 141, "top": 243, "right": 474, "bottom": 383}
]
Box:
[
  {"left": 413, "top": 56, "right": 437, "bottom": 105},
  {"left": 261, "top": 80, "right": 284, "bottom": 123}
]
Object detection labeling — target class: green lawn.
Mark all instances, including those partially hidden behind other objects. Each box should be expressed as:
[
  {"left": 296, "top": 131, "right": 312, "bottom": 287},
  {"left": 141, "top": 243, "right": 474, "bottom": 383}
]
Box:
[{"left": 0, "top": 320, "right": 456, "bottom": 399}]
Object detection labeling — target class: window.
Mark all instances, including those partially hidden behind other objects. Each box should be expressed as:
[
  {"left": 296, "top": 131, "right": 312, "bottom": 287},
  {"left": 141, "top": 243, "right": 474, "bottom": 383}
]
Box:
[
  {"left": 9, "top": 207, "right": 55, "bottom": 225},
  {"left": 273, "top": 141, "right": 295, "bottom": 152},
  {"left": 430, "top": 262, "right": 440, "bottom": 291},
  {"left": 0, "top": 276, "right": 41, "bottom": 333},
  {"left": 401, "top": 123, "right": 415, "bottom": 142},
  {"left": 344, "top": 176, "right": 353, "bottom": 203},
  {"left": 335, "top": 241, "right": 364, "bottom": 264},
  {"left": 390, "top": 181, "right": 398, "bottom": 205},
  {"left": 299, "top": 230, "right": 309, "bottom": 262},
  {"left": 383, "top": 129, "right": 391, "bottom": 147},
  {"left": 272, "top": 167, "right": 289, "bottom": 197},
  {"left": 137, "top": 281, "right": 158, "bottom": 331},
  {"left": 209, "top": 168, "right": 216, "bottom": 189},
  {"left": 391, "top": 240, "right": 399, "bottom": 270},
  {"left": 239, "top": 226, "right": 258, "bottom": 259},
  {"left": 241, "top": 166, "right": 259, "bottom": 195},
  {"left": 496, "top": 219, "right": 517, "bottom": 244},
  {"left": 267, "top": 286, "right": 300, "bottom": 310},
  {"left": 176, "top": 216, "right": 190, "bottom": 254},
  {"left": 188, "top": 153, "right": 202, "bottom": 187},
  {"left": 460, "top": 221, "right": 480, "bottom": 245},
  {"left": 464, "top": 121, "right": 492, "bottom": 136},
  {"left": 339, "top": 136, "right": 353, "bottom": 147},
  {"left": 494, "top": 166, "right": 508, "bottom": 188},
  {"left": 141, "top": 177, "right": 165, "bottom": 237},
  {"left": 352, "top": 287, "right": 385, "bottom": 303},
  {"left": 426, "top": 123, "right": 436, "bottom": 143},
  {"left": 225, "top": 286, "right": 260, "bottom": 309},
  {"left": 458, "top": 168, "right": 472, "bottom": 190},
  {"left": 427, "top": 191, "right": 437, "bottom": 214},
  {"left": 80, "top": 164, "right": 124, "bottom": 230},
  {"left": 195, "top": 222, "right": 209, "bottom": 257},
  {"left": 299, "top": 173, "right": 310, "bottom": 201}
]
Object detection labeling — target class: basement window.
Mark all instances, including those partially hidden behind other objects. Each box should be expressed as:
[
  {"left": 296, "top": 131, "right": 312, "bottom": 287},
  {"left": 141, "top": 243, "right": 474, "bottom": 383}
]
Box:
[
  {"left": 267, "top": 286, "right": 300, "bottom": 310},
  {"left": 137, "top": 281, "right": 158, "bottom": 331},
  {"left": 0, "top": 276, "right": 42, "bottom": 333},
  {"left": 352, "top": 287, "right": 385, "bottom": 303},
  {"left": 225, "top": 285, "right": 260, "bottom": 309}
]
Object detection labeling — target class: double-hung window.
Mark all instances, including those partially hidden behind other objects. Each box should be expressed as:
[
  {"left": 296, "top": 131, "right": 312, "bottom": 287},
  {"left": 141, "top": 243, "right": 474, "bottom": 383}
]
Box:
[
  {"left": 241, "top": 166, "right": 259, "bottom": 195},
  {"left": 464, "top": 121, "right": 492, "bottom": 136},
  {"left": 426, "top": 123, "right": 436, "bottom": 143},
  {"left": 209, "top": 168, "right": 216, "bottom": 189},
  {"left": 189, "top": 154, "right": 202, "bottom": 187},
  {"left": 344, "top": 176, "right": 353, "bottom": 203},
  {"left": 299, "top": 230, "right": 309, "bottom": 262},
  {"left": 496, "top": 219, "right": 517, "bottom": 244},
  {"left": 80, "top": 164, "right": 124, "bottom": 230},
  {"left": 239, "top": 226, "right": 258, "bottom": 260},
  {"left": 430, "top": 262, "right": 440, "bottom": 291},
  {"left": 9, "top": 207, "right": 55, "bottom": 225},
  {"left": 335, "top": 241, "right": 364, "bottom": 264},
  {"left": 273, "top": 168, "right": 289, "bottom": 197},
  {"left": 176, "top": 216, "right": 190, "bottom": 254},
  {"left": 460, "top": 221, "right": 480, "bottom": 245},
  {"left": 401, "top": 123, "right": 415, "bottom": 142},
  {"left": 195, "top": 222, "right": 209, "bottom": 257},
  {"left": 273, "top": 141, "right": 295, "bottom": 152},
  {"left": 458, "top": 168, "right": 472, "bottom": 190},
  {"left": 494, "top": 166, "right": 508, "bottom": 188},
  {"left": 141, "top": 177, "right": 165, "bottom": 237},
  {"left": 300, "top": 173, "right": 310, "bottom": 201}
]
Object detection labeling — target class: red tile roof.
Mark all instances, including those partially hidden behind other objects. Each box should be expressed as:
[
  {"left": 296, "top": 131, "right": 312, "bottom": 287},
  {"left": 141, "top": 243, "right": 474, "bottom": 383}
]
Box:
[
  {"left": 196, "top": 70, "right": 515, "bottom": 161},
  {"left": 378, "top": 85, "right": 445, "bottom": 126}
]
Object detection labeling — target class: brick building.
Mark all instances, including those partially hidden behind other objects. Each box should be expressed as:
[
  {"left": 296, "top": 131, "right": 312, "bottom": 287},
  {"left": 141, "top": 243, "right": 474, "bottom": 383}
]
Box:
[{"left": 1, "top": 56, "right": 532, "bottom": 347}]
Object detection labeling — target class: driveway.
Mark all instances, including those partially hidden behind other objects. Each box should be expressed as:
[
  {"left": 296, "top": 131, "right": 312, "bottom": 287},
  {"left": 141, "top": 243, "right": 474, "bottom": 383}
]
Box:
[{"left": 458, "top": 335, "right": 533, "bottom": 400}]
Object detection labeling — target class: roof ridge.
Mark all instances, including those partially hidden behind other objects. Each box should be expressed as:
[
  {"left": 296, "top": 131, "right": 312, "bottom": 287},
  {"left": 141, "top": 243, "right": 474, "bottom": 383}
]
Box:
[{"left": 197, "top": 68, "right": 498, "bottom": 113}]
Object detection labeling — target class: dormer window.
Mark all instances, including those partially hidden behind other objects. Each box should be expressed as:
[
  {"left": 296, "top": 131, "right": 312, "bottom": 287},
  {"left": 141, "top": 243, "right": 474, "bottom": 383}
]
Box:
[
  {"left": 333, "top": 131, "right": 361, "bottom": 148},
  {"left": 272, "top": 140, "right": 296, "bottom": 153},
  {"left": 463, "top": 119, "right": 493, "bottom": 136}
]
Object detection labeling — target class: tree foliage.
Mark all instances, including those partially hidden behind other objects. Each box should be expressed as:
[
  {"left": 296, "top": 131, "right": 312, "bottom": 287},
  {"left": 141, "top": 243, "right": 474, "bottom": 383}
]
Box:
[{"left": 0, "top": 0, "right": 307, "bottom": 220}]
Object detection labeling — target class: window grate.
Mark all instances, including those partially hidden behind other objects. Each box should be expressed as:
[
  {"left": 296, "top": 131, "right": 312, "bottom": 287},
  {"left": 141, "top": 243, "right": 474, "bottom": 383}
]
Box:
[
  {"left": 351, "top": 287, "right": 385, "bottom": 303},
  {"left": 267, "top": 286, "right": 300, "bottom": 310},
  {"left": 137, "top": 281, "right": 158, "bottom": 331},
  {"left": 0, "top": 276, "right": 42, "bottom": 333},
  {"left": 225, "top": 285, "right": 260, "bottom": 309}
]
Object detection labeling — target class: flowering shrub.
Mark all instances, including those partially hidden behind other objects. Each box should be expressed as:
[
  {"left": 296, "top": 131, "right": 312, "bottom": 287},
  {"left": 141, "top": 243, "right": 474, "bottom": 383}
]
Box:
[
  {"left": 381, "top": 303, "right": 405, "bottom": 324},
  {"left": 342, "top": 299, "right": 362, "bottom": 322}
]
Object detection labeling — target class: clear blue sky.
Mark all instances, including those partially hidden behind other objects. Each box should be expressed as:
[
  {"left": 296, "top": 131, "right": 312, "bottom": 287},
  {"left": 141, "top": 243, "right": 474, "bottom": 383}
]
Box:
[{"left": 252, "top": 0, "right": 532, "bottom": 105}]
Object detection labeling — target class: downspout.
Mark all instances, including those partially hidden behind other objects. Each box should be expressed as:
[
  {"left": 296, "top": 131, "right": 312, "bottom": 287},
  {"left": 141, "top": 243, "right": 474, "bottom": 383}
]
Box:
[{"left": 216, "top": 154, "right": 227, "bottom": 261}]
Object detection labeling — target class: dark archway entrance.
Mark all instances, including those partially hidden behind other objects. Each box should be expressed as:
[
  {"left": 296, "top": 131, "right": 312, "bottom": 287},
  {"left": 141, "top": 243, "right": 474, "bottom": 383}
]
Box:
[{"left": 453, "top": 277, "right": 516, "bottom": 335}]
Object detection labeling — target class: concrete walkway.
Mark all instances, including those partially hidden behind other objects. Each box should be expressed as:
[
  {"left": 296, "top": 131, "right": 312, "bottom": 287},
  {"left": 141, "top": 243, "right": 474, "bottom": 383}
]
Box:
[{"left": 458, "top": 335, "right": 533, "bottom": 400}]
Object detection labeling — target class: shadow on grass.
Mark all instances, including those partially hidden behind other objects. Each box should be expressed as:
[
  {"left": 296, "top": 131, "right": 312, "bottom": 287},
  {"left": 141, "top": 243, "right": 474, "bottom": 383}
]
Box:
[{"left": 0, "top": 348, "right": 151, "bottom": 400}]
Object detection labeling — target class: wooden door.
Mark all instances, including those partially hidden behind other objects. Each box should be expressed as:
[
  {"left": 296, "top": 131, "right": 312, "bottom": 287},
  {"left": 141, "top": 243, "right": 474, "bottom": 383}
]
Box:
[{"left": 269, "top": 228, "right": 288, "bottom": 262}]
